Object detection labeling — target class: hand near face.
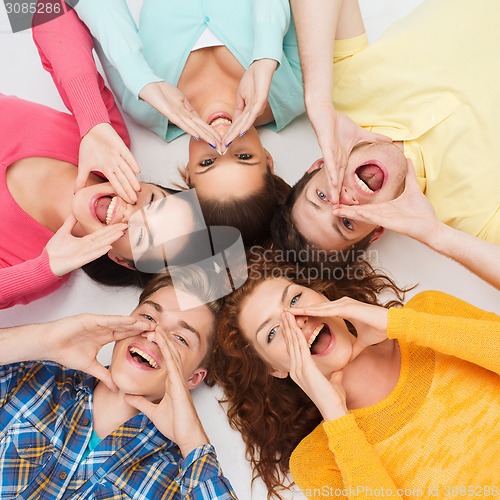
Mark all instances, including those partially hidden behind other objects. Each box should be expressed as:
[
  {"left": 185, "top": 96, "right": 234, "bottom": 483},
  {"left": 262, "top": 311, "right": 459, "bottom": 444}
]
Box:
[
  {"left": 332, "top": 159, "right": 440, "bottom": 245},
  {"left": 77, "top": 123, "right": 141, "bottom": 204},
  {"left": 43, "top": 314, "right": 151, "bottom": 392},
  {"left": 305, "top": 99, "right": 391, "bottom": 205},
  {"left": 46, "top": 215, "right": 127, "bottom": 276},
  {"left": 287, "top": 297, "right": 389, "bottom": 360},
  {"left": 221, "top": 58, "right": 278, "bottom": 150},
  {"left": 139, "top": 81, "right": 224, "bottom": 153},
  {"left": 281, "top": 312, "right": 348, "bottom": 421},
  {"left": 124, "top": 327, "right": 210, "bottom": 458}
]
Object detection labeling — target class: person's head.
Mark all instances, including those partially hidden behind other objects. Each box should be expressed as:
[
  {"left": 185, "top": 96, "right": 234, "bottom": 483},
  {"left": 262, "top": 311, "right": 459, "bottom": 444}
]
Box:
[
  {"left": 74, "top": 183, "right": 198, "bottom": 288},
  {"left": 211, "top": 250, "right": 404, "bottom": 496},
  {"left": 110, "top": 268, "right": 221, "bottom": 402},
  {"left": 184, "top": 117, "right": 291, "bottom": 245},
  {"left": 274, "top": 142, "right": 408, "bottom": 253}
]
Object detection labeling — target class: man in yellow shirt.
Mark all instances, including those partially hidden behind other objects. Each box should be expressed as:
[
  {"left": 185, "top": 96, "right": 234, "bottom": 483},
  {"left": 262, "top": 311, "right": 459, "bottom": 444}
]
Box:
[{"left": 275, "top": 0, "right": 500, "bottom": 254}]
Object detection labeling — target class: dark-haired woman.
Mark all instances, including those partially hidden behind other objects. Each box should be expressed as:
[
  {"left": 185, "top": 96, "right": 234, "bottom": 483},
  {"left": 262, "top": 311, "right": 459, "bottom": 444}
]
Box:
[
  {"left": 0, "top": 93, "right": 194, "bottom": 309},
  {"left": 211, "top": 254, "right": 500, "bottom": 498},
  {"left": 32, "top": 1, "right": 302, "bottom": 245}
]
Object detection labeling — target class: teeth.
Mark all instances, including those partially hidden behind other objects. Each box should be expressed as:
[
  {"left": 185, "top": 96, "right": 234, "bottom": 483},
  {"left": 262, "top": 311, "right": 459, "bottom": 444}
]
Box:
[
  {"left": 105, "top": 196, "right": 118, "bottom": 225},
  {"left": 354, "top": 173, "right": 374, "bottom": 194},
  {"left": 210, "top": 117, "right": 232, "bottom": 126},
  {"left": 307, "top": 324, "right": 325, "bottom": 349},
  {"left": 129, "top": 347, "right": 159, "bottom": 369}
]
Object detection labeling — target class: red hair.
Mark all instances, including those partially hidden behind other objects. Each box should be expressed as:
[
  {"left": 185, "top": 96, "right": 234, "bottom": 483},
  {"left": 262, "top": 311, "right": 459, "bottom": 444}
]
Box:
[{"left": 210, "top": 249, "right": 405, "bottom": 497}]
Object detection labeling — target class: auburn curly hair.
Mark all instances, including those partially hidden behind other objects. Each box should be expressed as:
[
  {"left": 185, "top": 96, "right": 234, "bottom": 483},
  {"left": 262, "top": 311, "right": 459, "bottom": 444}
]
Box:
[{"left": 210, "top": 249, "right": 406, "bottom": 498}]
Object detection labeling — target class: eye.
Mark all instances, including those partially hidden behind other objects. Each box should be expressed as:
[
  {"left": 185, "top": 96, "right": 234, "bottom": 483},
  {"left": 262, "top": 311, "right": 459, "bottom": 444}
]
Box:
[
  {"left": 237, "top": 154, "right": 253, "bottom": 160},
  {"left": 316, "top": 190, "right": 329, "bottom": 202},
  {"left": 290, "top": 293, "right": 301, "bottom": 307},
  {"left": 267, "top": 326, "right": 278, "bottom": 343},
  {"left": 140, "top": 313, "right": 157, "bottom": 324},
  {"left": 146, "top": 193, "right": 154, "bottom": 210},
  {"left": 173, "top": 333, "right": 188, "bottom": 346},
  {"left": 199, "top": 158, "right": 215, "bottom": 167},
  {"left": 342, "top": 218, "right": 353, "bottom": 230}
]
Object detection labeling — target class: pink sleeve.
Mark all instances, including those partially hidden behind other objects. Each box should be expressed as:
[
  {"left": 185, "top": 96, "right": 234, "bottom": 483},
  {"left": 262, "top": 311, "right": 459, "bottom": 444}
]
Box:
[
  {"left": 0, "top": 250, "right": 64, "bottom": 309},
  {"left": 32, "top": 5, "right": 129, "bottom": 144}
]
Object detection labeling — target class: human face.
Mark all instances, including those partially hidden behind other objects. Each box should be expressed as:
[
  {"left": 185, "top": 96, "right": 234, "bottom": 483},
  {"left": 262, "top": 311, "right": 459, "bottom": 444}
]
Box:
[
  {"left": 71, "top": 182, "right": 195, "bottom": 266},
  {"left": 110, "top": 286, "right": 214, "bottom": 401},
  {"left": 293, "top": 142, "right": 407, "bottom": 250},
  {"left": 239, "top": 277, "right": 355, "bottom": 379},
  {"left": 187, "top": 112, "right": 272, "bottom": 201}
]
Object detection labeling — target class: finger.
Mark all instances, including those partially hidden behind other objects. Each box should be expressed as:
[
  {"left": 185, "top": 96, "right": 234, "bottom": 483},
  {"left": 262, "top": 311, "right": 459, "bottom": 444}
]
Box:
[
  {"left": 282, "top": 312, "right": 298, "bottom": 375},
  {"left": 332, "top": 205, "right": 381, "bottom": 225},
  {"left": 74, "top": 168, "right": 90, "bottom": 194},
  {"left": 152, "top": 328, "right": 184, "bottom": 375},
  {"left": 88, "top": 362, "right": 119, "bottom": 392},
  {"left": 59, "top": 214, "right": 79, "bottom": 233},
  {"left": 359, "top": 129, "right": 392, "bottom": 144},
  {"left": 121, "top": 147, "right": 141, "bottom": 174},
  {"left": 114, "top": 158, "right": 140, "bottom": 202},
  {"left": 222, "top": 109, "right": 254, "bottom": 148},
  {"left": 174, "top": 113, "right": 222, "bottom": 151},
  {"left": 124, "top": 394, "right": 157, "bottom": 416}
]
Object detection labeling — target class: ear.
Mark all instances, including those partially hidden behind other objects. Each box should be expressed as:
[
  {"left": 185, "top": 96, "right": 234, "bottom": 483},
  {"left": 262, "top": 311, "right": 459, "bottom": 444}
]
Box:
[
  {"left": 187, "top": 368, "right": 207, "bottom": 390},
  {"left": 264, "top": 149, "right": 274, "bottom": 174},
  {"left": 270, "top": 368, "right": 288, "bottom": 379},
  {"left": 107, "top": 250, "right": 135, "bottom": 270},
  {"left": 369, "top": 226, "right": 385, "bottom": 243},
  {"left": 307, "top": 158, "right": 325, "bottom": 174}
]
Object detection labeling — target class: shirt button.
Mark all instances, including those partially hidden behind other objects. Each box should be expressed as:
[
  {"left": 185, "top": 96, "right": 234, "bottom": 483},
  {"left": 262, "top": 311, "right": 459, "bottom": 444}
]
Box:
[
  {"left": 428, "top": 114, "right": 437, "bottom": 122},
  {"left": 82, "top": 418, "right": 90, "bottom": 426},
  {"left": 59, "top": 471, "right": 67, "bottom": 480},
  {"left": 205, "top": 16, "right": 210, "bottom": 22}
]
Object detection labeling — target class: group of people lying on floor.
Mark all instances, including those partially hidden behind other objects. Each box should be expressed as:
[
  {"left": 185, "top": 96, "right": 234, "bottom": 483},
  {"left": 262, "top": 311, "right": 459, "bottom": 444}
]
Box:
[{"left": 1, "top": 0, "right": 499, "bottom": 498}]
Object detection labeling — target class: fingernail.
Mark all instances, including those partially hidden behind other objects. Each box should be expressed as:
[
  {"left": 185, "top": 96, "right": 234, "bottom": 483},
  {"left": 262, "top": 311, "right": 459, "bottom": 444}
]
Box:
[
  {"left": 225, "top": 141, "right": 233, "bottom": 148},
  {"left": 192, "top": 136, "right": 200, "bottom": 141},
  {"left": 239, "top": 131, "right": 247, "bottom": 138},
  {"left": 209, "top": 143, "right": 217, "bottom": 149}
]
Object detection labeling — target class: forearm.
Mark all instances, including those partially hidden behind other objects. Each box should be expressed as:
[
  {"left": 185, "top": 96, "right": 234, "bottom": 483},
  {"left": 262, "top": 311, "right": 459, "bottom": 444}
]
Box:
[
  {"left": 427, "top": 223, "right": 500, "bottom": 290},
  {"left": 0, "top": 251, "right": 61, "bottom": 309},
  {"left": 74, "top": 0, "right": 162, "bottom": 98},
  {"left": 291, "top": 0, "right": 364, "bottom": 102},
  {"left": 0, "top": 323, "right": 50, "bottom": 365},
  {"left": 388, "top": 292, "right": 500, "bottom": 374}
]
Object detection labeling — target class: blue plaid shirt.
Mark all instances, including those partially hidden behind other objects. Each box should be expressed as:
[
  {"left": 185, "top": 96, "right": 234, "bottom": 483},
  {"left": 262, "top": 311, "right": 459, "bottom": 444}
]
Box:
[{"left": 0, "top": 361, "right": 238, "bottom": 499}]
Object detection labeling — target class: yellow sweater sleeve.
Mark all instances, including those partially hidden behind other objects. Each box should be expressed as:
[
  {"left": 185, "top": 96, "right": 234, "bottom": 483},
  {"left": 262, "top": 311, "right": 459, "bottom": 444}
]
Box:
[
  {"left": 290, "top": 415, "right": 403, "bottom": 499},
  {"left": 388, "top": 291, "right": 500, "bottom": 374}
]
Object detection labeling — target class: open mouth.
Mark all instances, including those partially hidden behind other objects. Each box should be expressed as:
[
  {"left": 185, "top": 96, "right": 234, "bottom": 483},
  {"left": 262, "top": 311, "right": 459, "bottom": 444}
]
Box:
[
  {"left": 307, "top": 323, "right": 333, "bottom": 356},
  {"left": 128, "top": 346, "right": 160, "bottom": 369},
  {"left": 207, "top": 112, "right": 232, "bottom": 127},
  {"left": 354, "top": 163, "right": 385, "bottom": 193},
  {"left": 95, "top": 195, "right": 118, "bottom": 225}
]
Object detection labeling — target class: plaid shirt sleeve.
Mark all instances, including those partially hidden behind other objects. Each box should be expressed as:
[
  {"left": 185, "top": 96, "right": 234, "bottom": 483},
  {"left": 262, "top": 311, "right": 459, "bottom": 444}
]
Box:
[
  {"left": 0, "top": 362, "right": 36, "bottom": 406},
  {"left": 178, "top": 444, "right": 238, "bottom": 499}
]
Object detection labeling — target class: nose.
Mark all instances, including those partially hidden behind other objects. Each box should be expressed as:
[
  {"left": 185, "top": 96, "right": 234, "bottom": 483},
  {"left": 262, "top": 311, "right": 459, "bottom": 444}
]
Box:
[
  {"left": 293, "top": 314, "right": 308, "bottom": 331},
  {"left": 339, "top": 185, "right": 359, "bottom": 206},
  {"left": 118, "top": 199, "right": 138, "bottom": 224}
]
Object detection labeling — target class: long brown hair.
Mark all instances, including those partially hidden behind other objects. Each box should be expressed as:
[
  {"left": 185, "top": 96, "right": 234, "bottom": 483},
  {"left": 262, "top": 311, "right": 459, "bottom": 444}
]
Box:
[{"left": 210, "top": 250, "right": 406, "bottom": 497}]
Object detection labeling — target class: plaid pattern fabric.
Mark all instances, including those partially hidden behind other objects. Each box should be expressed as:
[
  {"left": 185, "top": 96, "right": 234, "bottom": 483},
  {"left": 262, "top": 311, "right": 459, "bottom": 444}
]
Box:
[{"left": 0, "top": 362, "right": 237, "bottom": 499}]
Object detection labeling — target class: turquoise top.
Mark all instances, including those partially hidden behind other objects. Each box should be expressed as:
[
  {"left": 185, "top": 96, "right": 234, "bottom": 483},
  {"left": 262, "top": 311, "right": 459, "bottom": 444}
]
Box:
[
  {"left": 80, "top": 429, "right": 102, "bottom": 462},
  {"left": 75, "top": 0, "right": 305, "bottom": 141}
]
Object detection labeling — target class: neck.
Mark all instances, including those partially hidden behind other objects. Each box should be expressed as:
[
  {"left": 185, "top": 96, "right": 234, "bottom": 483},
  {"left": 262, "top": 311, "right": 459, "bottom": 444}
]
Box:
[
  {"left": 92, "top": 382, "right": 140, "bottom": 439},
  {"left": 342, "top": 339, "right": 400, "bottom": 410}
]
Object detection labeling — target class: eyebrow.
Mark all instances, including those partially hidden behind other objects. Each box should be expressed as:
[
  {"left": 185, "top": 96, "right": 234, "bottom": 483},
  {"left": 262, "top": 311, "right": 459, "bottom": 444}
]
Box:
[
  {"left": 143, "top": 300, "right": 163, "bottom": 312},
  {"left": 178, "top": 320, "right": 201, "bottom": 344},
  {"left": 255, "top": 283, "right": 292, "bottom": 338},
  {"left": 195, "top": 159, "right": 261, "bottom": 175}
]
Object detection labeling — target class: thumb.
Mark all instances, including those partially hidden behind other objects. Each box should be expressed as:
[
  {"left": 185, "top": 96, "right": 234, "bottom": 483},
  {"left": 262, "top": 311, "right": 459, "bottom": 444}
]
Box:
[
  {"left": 74, "top": 169, "right": 89, "bottom": 194},
  {"left": 360, "top": 128, "right": 392, "bottom": 143},
  {"left": 89, "top": 363, "right": 119, "bottom": 392},
  {"left": 124, "top": 394, "right": 156, "bottom": 416},
  {"left": 58, "top": 214, "right": 78, "bottom": 234}
]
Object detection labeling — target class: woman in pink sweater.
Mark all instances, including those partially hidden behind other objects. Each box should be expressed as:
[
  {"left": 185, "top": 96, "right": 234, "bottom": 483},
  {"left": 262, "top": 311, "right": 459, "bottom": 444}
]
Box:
[{"left": 0, "top": 93, "right": 193, "bottom": 309}]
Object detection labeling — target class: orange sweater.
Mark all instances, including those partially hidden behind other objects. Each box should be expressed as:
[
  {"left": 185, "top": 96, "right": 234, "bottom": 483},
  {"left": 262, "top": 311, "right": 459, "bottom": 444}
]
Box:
[{"left": 289, "top": 291, "right": 500, "bottom": 499}]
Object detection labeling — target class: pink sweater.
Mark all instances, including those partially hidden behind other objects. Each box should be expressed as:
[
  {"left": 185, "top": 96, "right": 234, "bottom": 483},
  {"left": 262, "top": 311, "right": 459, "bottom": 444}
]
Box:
[{"left": 0, "top": 10, "right": 129, "bottom": 308}]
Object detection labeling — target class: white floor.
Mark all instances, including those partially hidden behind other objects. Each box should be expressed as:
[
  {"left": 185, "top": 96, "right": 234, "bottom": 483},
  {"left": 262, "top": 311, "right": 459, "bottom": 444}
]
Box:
[{"left": 1, "top": 1, "right": 499, "bottom": 498}]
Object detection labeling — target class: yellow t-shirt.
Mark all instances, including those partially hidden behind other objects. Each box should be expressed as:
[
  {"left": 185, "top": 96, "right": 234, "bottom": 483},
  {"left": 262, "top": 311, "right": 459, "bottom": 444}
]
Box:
[
  {"left": 332, "top": 0, "right": 500, "bottom": 244},
  {"left": 289, "top": 291, "right": 500, "bottom": 498}
]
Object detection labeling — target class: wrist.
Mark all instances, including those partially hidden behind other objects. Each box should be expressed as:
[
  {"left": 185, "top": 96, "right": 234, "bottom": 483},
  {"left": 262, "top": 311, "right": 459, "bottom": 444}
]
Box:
[{"left": 179, "top": 431, "right": 210, "bottom": 459}]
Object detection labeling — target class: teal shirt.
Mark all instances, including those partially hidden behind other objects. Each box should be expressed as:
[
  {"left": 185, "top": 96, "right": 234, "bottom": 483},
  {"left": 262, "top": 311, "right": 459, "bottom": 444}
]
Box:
[
  {"left": 75, "top": 0, "right": 305, "bottom": 141},
  {"left": 80, "top": 429, "right": 102, "bottom": 462}
]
